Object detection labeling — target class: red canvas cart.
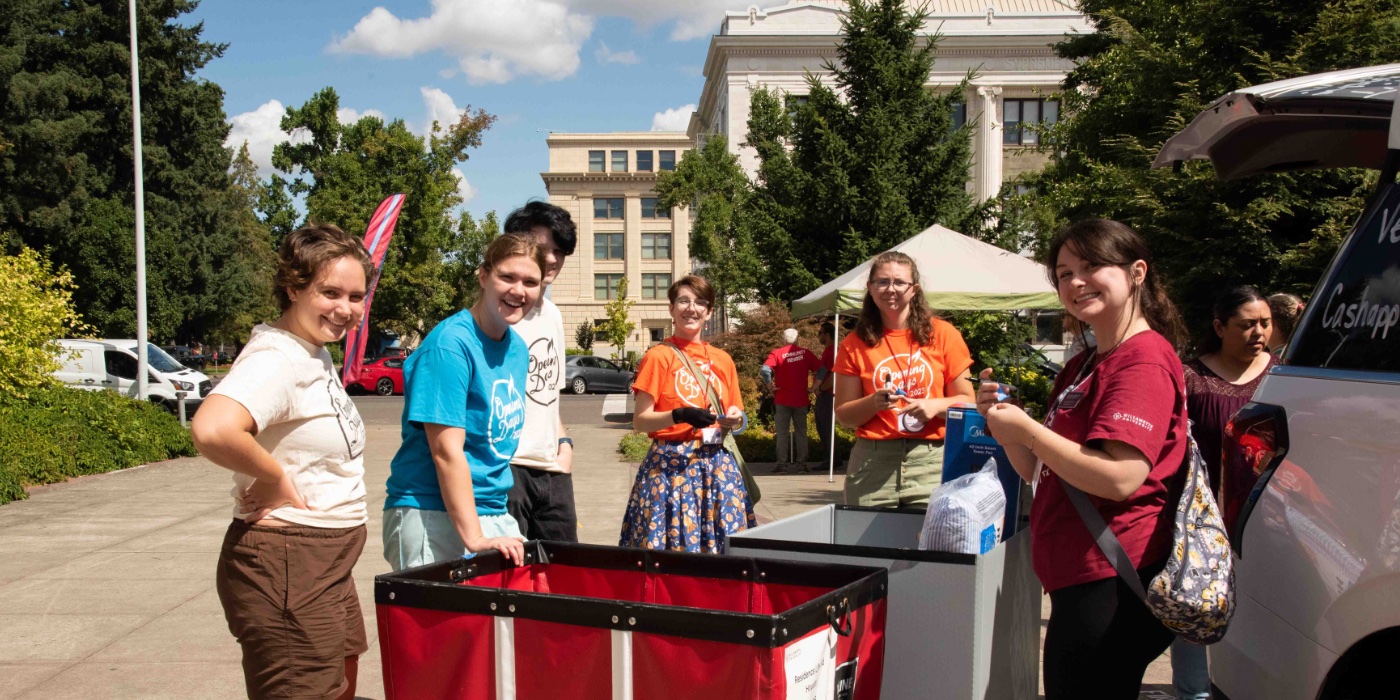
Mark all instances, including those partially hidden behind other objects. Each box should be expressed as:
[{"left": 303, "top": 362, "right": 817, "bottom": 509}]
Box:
[{"left": 375, "top": 541, "right": 888, "bottom": 700}]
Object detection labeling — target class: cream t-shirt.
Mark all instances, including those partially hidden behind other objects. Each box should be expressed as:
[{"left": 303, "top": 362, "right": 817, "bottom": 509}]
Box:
[
  {"left": 211, "top": 324, "right": 368, "bottom": 527},
  {"left": 511, "top": 298, "right": 568, "bottom": 473}
]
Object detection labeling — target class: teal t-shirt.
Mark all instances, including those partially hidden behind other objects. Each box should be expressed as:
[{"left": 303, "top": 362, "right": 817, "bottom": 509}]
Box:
[{"left": 384, "top": 309, "right": 528, "bottom": 515}]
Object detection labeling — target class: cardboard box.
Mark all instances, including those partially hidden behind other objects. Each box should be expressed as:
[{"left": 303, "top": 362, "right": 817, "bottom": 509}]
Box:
[{"left": 943, "top": 404, "right": 1022, "bottom": 535}]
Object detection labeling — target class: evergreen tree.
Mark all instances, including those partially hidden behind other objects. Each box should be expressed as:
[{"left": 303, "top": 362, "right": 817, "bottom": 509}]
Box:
[{"left": 1022, "top": 0, "right": 1400, "bottom": 333}]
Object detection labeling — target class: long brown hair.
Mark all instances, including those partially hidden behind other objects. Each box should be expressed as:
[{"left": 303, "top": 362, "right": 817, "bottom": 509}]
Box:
[
  {"left": 854, "top": 251, "right": 935, "bottom": 347},
  {"left": 1044, "top": 218, "right": 1187, "bottom": 350}
]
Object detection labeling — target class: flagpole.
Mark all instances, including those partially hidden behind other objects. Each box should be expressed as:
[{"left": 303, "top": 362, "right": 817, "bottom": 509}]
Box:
[{"left": 129, "top": 0, "right": 149, "bottom": 401}]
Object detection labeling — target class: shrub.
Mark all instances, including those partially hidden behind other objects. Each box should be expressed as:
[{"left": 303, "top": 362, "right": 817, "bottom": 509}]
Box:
[
  {"left": 0, "top": 248, "right": 90, "bottom": 399},
  {"left": 617, "top": 432, "right": 651, "bottom": 462},
  {"left": 574, "top": 321, "right": 595, "bottom": 352},
  {"left": 0, "top": 387, "right": 196, "bottom": 504}
]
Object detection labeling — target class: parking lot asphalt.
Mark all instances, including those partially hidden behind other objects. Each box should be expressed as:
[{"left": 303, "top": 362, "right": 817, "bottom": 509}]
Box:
[{"left": 0, "top": 394, "right": 1173, "bottom": 698}]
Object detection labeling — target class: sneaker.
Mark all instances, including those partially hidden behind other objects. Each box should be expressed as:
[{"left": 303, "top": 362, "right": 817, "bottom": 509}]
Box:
[{"left": 773, "top": 463, "right": 789, "bottom": 474}]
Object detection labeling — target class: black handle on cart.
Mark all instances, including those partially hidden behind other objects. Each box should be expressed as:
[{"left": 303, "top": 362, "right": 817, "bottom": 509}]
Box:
[{"left": 827, "top": 597, "right": 853, "bottom": 637}]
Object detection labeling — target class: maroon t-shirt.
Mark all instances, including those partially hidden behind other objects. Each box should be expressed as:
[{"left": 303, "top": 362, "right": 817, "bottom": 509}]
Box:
[
  {"left": 763, "top": 344, "right": 821, "bottom": 407},
  {"left": 1030, "top": 331, "right": 1188, "bottom": 591}
]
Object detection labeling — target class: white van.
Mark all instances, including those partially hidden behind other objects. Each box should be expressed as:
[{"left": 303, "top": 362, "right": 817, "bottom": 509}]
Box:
[{"left": 54, "top": 339, "right": 212, "bottom": 414}]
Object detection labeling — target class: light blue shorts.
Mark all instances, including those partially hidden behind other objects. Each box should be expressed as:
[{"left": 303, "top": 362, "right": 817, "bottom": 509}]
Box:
[{"left": 382, "top": 507, "right": 523, "bottom": 571}]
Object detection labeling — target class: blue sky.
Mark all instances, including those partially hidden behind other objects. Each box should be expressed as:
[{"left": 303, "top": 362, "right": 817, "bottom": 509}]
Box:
[{"left": 187, "top": 0, "right": 769, "bottom": 221}]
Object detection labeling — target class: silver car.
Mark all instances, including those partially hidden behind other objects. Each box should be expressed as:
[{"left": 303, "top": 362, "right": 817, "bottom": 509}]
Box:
[
  {"left": 1156, "top": 64, "right": 1400, "bottom": 699},
  {"left": 563, "top": 355, "right": 634, "bottom": 395}
]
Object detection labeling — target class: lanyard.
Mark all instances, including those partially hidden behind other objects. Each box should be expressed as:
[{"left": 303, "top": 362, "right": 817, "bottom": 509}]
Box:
[
  {"left": 881, "top": 334, "right": 917, "bottom": 394},
  {"left": 1034, "top": 351, "right": 1099, "bottom": 492}
]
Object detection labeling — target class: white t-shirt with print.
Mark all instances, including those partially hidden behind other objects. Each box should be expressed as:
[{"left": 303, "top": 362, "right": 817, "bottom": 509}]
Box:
[
  {"left": 211, "top": 324, "right": 368, "bottom": 527},
  {"left": 511, "top": 297, "right": 568, "bottom": 473}
]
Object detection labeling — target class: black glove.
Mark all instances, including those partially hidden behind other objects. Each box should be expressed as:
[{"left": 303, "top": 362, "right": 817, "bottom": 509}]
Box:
[{"left": 672, "top": 406, "right": 717, "bottom": 429}]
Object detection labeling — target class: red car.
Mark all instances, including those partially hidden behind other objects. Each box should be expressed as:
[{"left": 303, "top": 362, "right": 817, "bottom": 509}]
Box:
[{"left": 347, "top": 357, "right": 404, "bottom": 396}]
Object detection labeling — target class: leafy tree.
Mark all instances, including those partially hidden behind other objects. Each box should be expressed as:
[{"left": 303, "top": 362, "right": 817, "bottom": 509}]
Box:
[
  {"left": 1020, "top": 0, "right": 1400, "bottom": 334},
  {"left": 272, "top": 87, "right": 495, "bottom": 340},
  {"left": 0, "top": 0, "right": 270, "bottom": 342},
  {"left": 574, "top": 320, "right": 595, "bottom": 353},
  {"left": 205, "top": 143, "right": 278, "bottom": 345},
  {"left": 0, "top": 248, "right": 89, "bottom": 399},
  {"left": 596, "top": 277, "right": 635, "bottom": 360},
  {"left": 446, "top": 210, "right": 499, "bottom": 312},
  {"left": 655, "top": 135, "right": 761, "bottom": 318},
  {"left": 743, "top": 0, "right": 977, "bottom": 302}
]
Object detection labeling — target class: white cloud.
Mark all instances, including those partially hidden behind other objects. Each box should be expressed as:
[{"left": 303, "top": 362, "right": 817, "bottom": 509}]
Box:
[
  {"left": 226, "top": 100, "right": 308, "bottom": 176},
  {"left": 453, "top": 169, "right": 478, "bottom": 203},
  {"left": 595, "top": 42, "right": 640, "bottom": 65},
  {"left": 420, "top": 87, "right": 464, "bottom": 135},
  {"left": 330, "top": 0, "right": 594, "bottom": 84},
  {"left": 651, "top": 103, "right": 696, "bottom": 132}
]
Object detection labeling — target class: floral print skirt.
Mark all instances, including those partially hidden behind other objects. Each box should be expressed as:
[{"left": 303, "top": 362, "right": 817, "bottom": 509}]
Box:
[{"left": 619, "top": 440, "right": 756, "bottom": 554}]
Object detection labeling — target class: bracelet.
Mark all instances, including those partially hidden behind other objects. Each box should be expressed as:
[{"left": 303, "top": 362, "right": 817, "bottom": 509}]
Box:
[
  {"left": 558, "top": 437, "right": 573, "bottom": 447},
  {"left": 1028, "top": 428, "right": 1042, "bottom": 453}
]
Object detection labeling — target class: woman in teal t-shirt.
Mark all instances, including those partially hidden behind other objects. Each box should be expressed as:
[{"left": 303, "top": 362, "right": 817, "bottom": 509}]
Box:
[{"left": 382, "top": 234, "right": 545, "bottom": 570}]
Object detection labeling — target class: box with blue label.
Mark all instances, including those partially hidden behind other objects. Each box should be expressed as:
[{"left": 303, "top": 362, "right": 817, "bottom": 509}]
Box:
[{"left": 942, "top": 404, "right": 1022, "bottom": 536}]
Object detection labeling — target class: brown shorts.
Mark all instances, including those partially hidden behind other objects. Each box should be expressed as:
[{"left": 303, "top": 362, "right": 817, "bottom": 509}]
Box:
[{"left": 216, "top": 520, "right": 368, "bottom": 700}]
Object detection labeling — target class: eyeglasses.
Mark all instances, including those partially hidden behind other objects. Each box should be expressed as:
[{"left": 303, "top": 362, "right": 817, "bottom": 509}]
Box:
[
  {"left": 870, "top": 278, "right": 913, "bottom": 292},
  {"left": 674, "top": 297, "right": 711, "bottom": 310}
]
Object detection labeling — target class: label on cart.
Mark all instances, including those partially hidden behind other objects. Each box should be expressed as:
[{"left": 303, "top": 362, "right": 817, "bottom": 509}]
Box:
[
  {"left": 834, "top": 658, "right": 858, "bottom": 700},
  {"left": 784, "top": 628, "right": 837, "bottom": 699}
]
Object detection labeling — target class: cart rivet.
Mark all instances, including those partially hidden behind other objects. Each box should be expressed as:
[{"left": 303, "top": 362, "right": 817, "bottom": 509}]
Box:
[
  {"left": 742, "top": 570, "right": 748, "bottom": 576},
  {"left": 389, "top": 592, "right": 396, "bottom": 600},
  {"left": 490, "top": 603, "right": 498, "bottom": 611},
  {"left": 759, "top": 572, "right": 766, "bottom": 579},
  {"left": 653, "top": 562, "right": 660, "bottom": 569},
  {"left": 746, "top": 630, "right": 754, "bottom": 638},
  {"left": 628, "top": 617, "right": 636, "bottom": 626},
  {"left": 782, "top": 628, "right": 787, "bottom": 636},
  {"left": 509, "top": 605, "right": 516, "bottom": 613},
  {"left": 612, "top": 616, "right": 619, "bottom": 624}
]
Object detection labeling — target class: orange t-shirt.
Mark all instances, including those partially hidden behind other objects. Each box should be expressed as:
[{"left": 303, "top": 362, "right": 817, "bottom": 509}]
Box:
[
  {"left": 632, "top": 337, "right": 744, "bottom": 442},
  {"left": 833, "top": 319, "right": 974, "bottom": 440}
]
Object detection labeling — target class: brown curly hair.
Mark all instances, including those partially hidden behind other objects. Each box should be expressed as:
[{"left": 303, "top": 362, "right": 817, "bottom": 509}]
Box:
[{"left": 274, "top": 224, "right": 374, "bottom": 312}]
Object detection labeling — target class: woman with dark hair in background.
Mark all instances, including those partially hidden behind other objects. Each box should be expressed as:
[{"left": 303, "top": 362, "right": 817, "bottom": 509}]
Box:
[
  {"left": 193, "top": 224, "right": 373, "bottom": 700},
  {"left": 1170, "top": 285, "right": 1275, "bottom": 700},
  {"left": 833, "top": 250, "right": 976, "bottom": 507},
  {"left": 1267, "top": 292, "right": 1304, "bottom": 355},
  {"left": 976, "top": 218, "right": 1190, "bottom": 698}
]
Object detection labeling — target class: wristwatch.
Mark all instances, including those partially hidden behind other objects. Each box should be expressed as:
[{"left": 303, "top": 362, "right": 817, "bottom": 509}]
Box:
[{"left": 558, "top": 437, "right": 573, "bottom": 448}]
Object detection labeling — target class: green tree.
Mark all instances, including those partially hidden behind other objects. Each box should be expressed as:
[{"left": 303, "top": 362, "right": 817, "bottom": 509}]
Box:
[
  {"left": 743, "top": 0, "right": 977, "bottom": 301},
  {"left": 0, "top": 0, "right": 270, "bottom": 342},
  {"left": 206, "top": 143, "right": 277, "bottom": 345},
  {"left": 1020, "top": 0, "right": 1400, "bottom": 333},
  {"left": 656, "top": 135, "right": 761, "bottom": 319},
  {"left": 574, "top": 320, "right": 595, "bottom": 353},
  {"left": 596, "top": 277, "right": 635, "bottom": 360},
  {"left": 0, "top": 248, "right": 89, "bottom": 399},
  {"left": 446, "top": 210, "right": 499, "bottom": 312},
  {"left": 272, "top": 87, "right": 496, "bottom": 340}
]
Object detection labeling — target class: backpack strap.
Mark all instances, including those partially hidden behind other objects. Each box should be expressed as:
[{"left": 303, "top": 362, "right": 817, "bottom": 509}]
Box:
[{"left": 1063, "top": 483, "right": 1150, "bottom": 603}]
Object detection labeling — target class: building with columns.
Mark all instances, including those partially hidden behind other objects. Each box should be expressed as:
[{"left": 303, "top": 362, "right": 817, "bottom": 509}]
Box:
[
  {"left": 542, "top": 132, "right": 693, "bottom": 356},
  {"left": 690, "top": 0, "right": 1091, "bottom": 200}
]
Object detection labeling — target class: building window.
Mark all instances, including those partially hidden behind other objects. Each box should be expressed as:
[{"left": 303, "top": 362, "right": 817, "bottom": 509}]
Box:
[
  {"left": 641, "top": 232, "right": 671, "bottom": 260},
  {"left": 659, "top": 150, "right": 676, "bottom": 171},
  {"left": 951, "top": 102, "right": 966, "bottom": 131},
  {"left": 594, "top": 275, "right": 624, "bottom": 300},
  {"left": 636, "top": 150, "right": 653, "bottom": 172},
  {"left": 642, "top": 273, "right": 672, "bottom": 299},
  {"left": 593, "top": 318, "right": 610, "bottom": 342},
  {"left": 641, "top": 197, "right": 670, "bottom": 219},
  {"left": 594, "top": 232, "right": 624, "bottom": 260},
  {"left": 648, "top": 326, "right": 667, "bottom": 343},
  {"left": 593, "top": 197, "right": 624, "bottom": 219},
  {"left": 786, "top": 94, "right": 810, "bottom": 120},
  {"left": 588, "top": 150, "right": 605, "bottom": 172},
  {"left": 1003, "top": 99, "right": 1059, "bottom": 145},
  {"left": 611, "top": 150, "right": 628, "bottom": 172}
]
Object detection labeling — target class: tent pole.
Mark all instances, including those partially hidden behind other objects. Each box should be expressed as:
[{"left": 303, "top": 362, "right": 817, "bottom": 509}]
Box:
[{"left": 829, "top": 311, "right": 840, "bottom": 484}]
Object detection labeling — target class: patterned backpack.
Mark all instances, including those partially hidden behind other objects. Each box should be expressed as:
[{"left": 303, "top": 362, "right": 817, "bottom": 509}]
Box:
[{"left": 1064, "top": 425, "right": 1235, "bottom": 645}]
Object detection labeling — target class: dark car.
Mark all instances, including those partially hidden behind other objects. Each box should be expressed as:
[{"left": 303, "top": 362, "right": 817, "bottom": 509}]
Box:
[
  {"left": 563, "top": 355, "right": 633, "bottom": 395},
  {"left": 159, "top": 344, "right": 206, "bottom": 370},
  {"left": 347, "top": 357, "right": 405, "bottom": 396}
]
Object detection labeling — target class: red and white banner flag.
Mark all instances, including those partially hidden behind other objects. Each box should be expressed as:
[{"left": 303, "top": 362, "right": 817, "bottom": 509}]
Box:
[{"left": 342, "top": 193, "right": 405, "bottom": 386}]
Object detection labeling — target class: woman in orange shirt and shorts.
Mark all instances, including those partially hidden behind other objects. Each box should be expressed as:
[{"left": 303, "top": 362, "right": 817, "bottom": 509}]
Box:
[
  {"left": 834, "top": 251, "right": 976, "bottom": 508},
  {"left": 619, "top": 275, "right": 756, "bottom": 552}
]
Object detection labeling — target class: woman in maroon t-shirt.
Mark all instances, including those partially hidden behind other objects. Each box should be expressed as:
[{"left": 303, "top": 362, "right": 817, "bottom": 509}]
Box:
[{"left": 975, "top": 219, "right": 1189, "bottom": 699}]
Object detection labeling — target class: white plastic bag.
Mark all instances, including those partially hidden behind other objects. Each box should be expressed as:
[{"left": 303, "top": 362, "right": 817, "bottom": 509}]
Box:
[{"left": 919, "top": 458, "right": 1007, "bottom": 554}]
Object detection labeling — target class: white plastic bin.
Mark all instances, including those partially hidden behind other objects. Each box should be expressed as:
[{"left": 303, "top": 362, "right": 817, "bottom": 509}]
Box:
[{"left": 727, "top": 505, "right": 1038, "bottom": 700}]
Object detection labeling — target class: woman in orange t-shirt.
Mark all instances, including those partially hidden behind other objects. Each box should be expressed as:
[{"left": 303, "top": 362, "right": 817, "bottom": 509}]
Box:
[
  {"left": 619, "top": 275, "right": 755, "bottom": 553},
  {"left": 834, "top": 251, "right": 976, "bottom": 507}
]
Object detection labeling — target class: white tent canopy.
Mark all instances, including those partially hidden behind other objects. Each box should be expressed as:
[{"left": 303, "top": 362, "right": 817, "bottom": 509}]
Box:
[{"left": 791, "top": 224, "right": 1061, "bottom": 318}]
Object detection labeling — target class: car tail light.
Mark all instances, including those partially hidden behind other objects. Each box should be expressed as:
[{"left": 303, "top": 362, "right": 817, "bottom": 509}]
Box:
[{"left": 1222, "top": 402, "right": 1290, "bottom": 556}]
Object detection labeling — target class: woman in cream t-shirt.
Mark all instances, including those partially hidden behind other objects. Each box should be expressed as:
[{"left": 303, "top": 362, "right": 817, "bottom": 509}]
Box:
[{"left": 192, "top": 223, "right": 373, "bottom": 700}]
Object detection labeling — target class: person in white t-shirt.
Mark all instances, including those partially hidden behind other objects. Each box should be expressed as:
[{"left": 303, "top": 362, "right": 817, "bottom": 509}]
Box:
[
  {"left": 192, "top": 224, "right": 373, "bottom": 700},
  {"left": 503, "top": 201, "right": 580, "bottom": 541}
]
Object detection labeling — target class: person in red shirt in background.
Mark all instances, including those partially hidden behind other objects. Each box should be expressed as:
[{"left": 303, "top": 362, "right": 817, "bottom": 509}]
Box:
[
  {"left": 977, "top": 218, "right": 1189, "bottom": 699},
  {"left": 813, "top": 322, "right": 837, "bottom": 473},
  {"left": 762, "top": 328, "right": 823, "bottom": 474}
]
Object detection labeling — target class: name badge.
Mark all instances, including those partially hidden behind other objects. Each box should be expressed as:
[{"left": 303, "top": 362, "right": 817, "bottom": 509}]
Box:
[
  {"left": 701, "top": 427, "right": 724, "bottom": 445},
  {"left": 1059, "top": 391, "right": 1085, "bottom": 411}
]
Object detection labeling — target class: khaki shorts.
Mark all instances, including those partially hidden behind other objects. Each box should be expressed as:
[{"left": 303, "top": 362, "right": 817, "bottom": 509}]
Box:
[
  {"left": 217, "top": 520, "right": 368, "bottom": 700},
  {"left": 843, "top": 437, "right": 945, "bottom": 508}
]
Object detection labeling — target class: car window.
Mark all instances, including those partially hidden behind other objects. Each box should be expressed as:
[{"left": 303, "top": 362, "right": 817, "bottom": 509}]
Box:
[
  {"left": 386, "top": 359, "right": 403, "bottom": 369},
  {"left": 578, "top": 357, "right": 596, "bottom": 368},
  {"left": 144, "top": 343, "right": 186, "bottom": 373},
  {"left": 600, "top": 359, "right": 622, "bottom": 371},
  {"left": 1289, "top": 184, "right": 1400, "bottom": 372},
  {"left": 105, "top": 350, "right": 137, "bottom": 379}
]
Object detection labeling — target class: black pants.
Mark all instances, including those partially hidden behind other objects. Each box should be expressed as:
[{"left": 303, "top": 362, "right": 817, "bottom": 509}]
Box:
[
  {"left": 814, "top": 393, "right": 834, "bottom": 468},
  {"left": 1043, "top": 563, "right": 1174, "bottom": 700},
  {"left": 507, "top": 465, "right": 578, "bottom": 542}
]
